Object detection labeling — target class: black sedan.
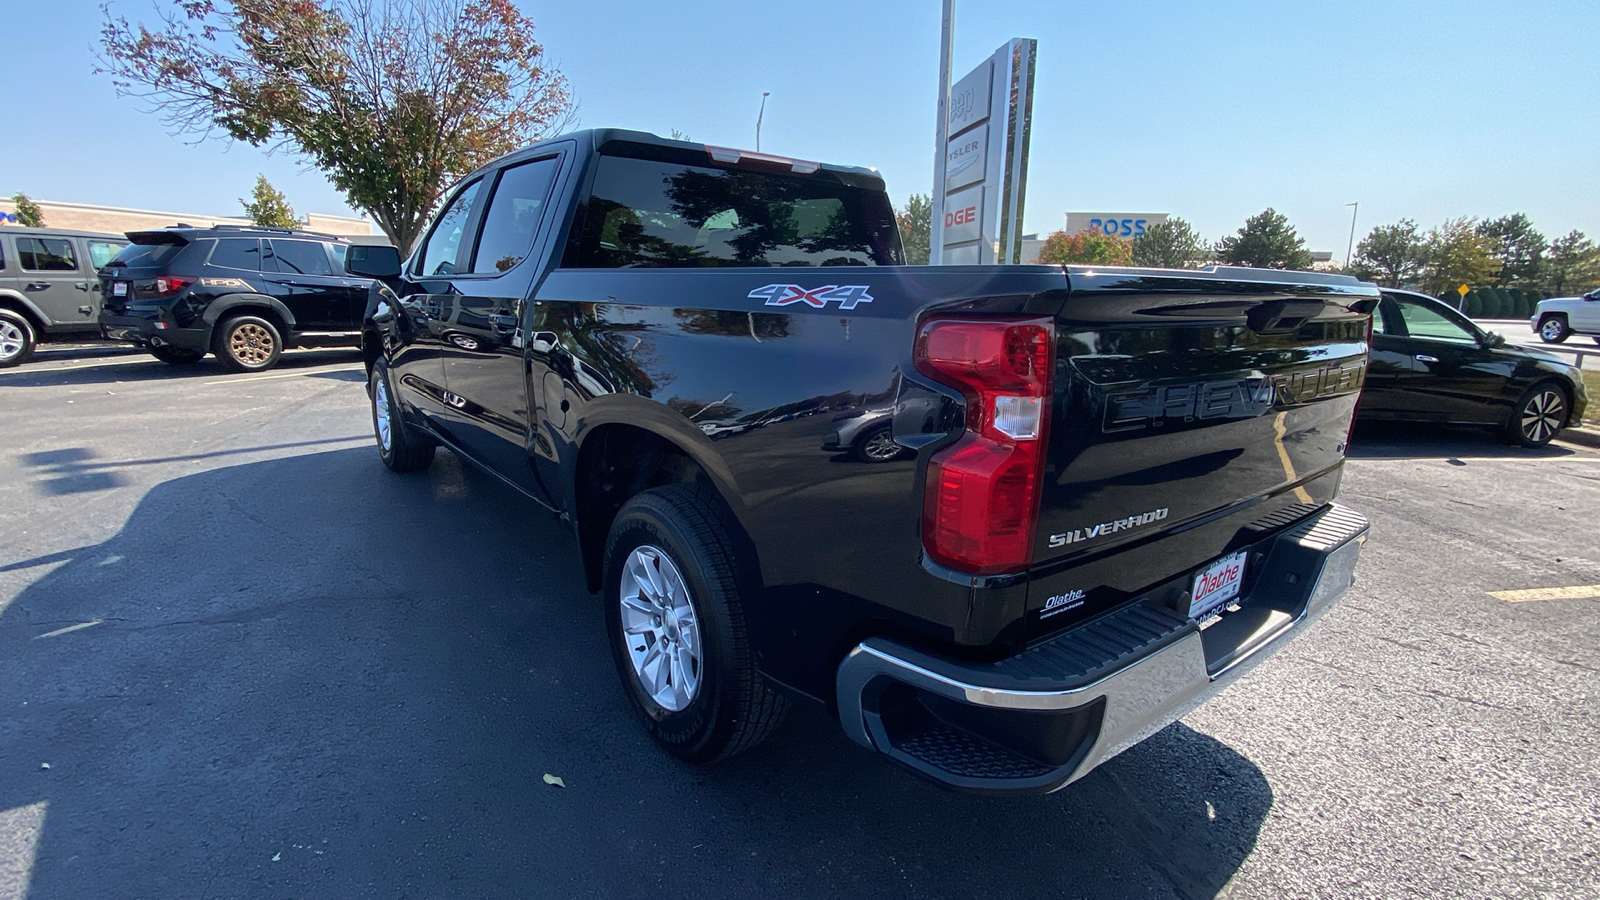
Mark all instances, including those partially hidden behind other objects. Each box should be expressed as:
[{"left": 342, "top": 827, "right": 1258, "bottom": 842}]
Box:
[{"left": 1359, "top": 289, "right": 1589, "bottom": 447}]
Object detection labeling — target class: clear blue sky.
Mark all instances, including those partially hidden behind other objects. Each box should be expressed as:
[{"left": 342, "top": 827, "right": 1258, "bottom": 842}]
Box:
[{"left": 2, "top": 0, "right": 1596, "bottom": 259}]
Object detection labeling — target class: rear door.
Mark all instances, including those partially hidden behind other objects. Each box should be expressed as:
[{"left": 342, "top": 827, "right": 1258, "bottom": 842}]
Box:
[
  {"left": 1359, "top": 294, "right": 1420, "bottom": 419},
  {"left": 13, "top": 235, "right": 93, "bottom": 331},
  {"left": 263, "top": 239, "right": 347, "bottom": 331}
]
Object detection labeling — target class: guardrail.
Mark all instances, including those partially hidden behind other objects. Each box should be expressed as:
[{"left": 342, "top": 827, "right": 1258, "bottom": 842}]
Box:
[{"left": 1508, "top": 342, "right": 1598, "bottom": 367}]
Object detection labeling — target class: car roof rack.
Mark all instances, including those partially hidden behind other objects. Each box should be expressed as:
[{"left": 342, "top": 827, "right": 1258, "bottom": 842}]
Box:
[{"left": 205, "top": 223, "right": 346, "bottom": 241}]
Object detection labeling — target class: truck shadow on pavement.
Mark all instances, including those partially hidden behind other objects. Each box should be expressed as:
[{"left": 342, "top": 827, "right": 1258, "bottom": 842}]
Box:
[
  {"left": 0, "top": 347, "right": 363, "bottom": 389},
  {"left": 0, "top": 447, "right": 1271, "bottom": 899}
]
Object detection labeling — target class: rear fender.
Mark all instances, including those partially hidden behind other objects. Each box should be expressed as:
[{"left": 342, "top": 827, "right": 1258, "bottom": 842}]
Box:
[
  {"left": 0, "top": 291, "right": 51, "bottom": 329},
  {"left": 201, "top": 294, "right": 298, "bottom": 331}
]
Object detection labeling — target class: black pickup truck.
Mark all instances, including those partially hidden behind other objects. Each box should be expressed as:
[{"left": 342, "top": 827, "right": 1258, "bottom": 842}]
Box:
[{"left": 355, "top": 129, "right": 1374, "bottom": 794}]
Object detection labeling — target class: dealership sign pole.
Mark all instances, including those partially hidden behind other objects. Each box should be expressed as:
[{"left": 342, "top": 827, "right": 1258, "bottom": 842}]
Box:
[
  {"left": 934, "top": 38, "right": 1037, "bottom": 265},
  {"left": 930, "top": 0, "right": 956, "bottom": 265}
]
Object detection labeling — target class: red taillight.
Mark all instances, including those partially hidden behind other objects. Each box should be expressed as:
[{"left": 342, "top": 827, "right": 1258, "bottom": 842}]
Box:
[
  {"left": 151, "top": 275, "right": 195, "bottom": 297},
  {"left": 914, "top": 317, "right": 1054, "bottom": 574}
]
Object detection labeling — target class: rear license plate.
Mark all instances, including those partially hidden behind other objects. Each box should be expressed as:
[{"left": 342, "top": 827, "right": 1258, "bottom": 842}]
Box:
[
  {"left": 112, "top": 282, "right": 127, "bottom": 297},
  {"left": 1190, "top": 551, "right": 1246, "bottom": 620}
]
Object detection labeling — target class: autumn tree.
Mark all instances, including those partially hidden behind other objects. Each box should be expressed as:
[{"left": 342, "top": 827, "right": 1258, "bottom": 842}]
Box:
[
  {"left": 1037, "top": 228, "right": 1133, "bottom": 266},
  {"left": 99, "top": 0, "right": 573, "bottom": 254},
  {"left": 11, "top": 193, "right": 45, "bottom": 227},
  {"left": 897, "top": 193, "right": 931, "bottom": 265},
  {"left": 1417, "top": 218, "right": 1496, "bottom": 297},
  {"left": 1476, "top": 213, "right": 1545, "bottom": 287},
  {"left": 1130, "top": 217, "right": 1205, "bottom": 268},
  {"left": 241, "top": 175, "right": 300, "bottom": 228},
  {"left": 1544, "top": 231, "right": 1600, "bottom": 296},
  {"left": 1217, "top": 208, "right": 1312, "bottom": 270},
  {"left": 1352, "top": 219, "right": 1424, "bottom": 287}
]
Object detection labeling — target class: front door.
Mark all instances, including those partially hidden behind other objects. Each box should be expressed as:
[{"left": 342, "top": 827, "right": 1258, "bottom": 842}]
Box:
[{"left": 1385, "top": 294, "right": 1511, "bottom": 424}]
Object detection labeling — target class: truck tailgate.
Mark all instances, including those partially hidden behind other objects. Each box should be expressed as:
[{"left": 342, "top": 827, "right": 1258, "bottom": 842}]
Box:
[{"left": 1027, "top": 267, "right": 1373, "bottom": 635}]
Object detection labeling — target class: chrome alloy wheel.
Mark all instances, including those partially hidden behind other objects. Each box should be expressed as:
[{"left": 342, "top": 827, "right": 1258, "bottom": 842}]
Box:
[
  {"left": 373, "top": 374, "right": 393, "bottom": 453},
  {"left": 1540, "top": 318, "right": 1567, "bottom": 342},
  {"left": 0, "top": 320, "right": 22, "bottom": 361},
  {"left": 229, "top": 322, "right": 275, "bottom": 365},
  {"left": 861, "top": 427, "right": 902, "bottom": 461},
  {"left": 619, "top": 545, "right": 702, "bottom": 712},
  {"left": 1521, "top": 388, "right": 1566, "bottom": 444}
]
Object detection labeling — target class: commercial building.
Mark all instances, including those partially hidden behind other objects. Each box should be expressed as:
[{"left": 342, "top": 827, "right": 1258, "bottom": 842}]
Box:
[{"left": 0, "top": 198, "right": 375, "bottom": 238}]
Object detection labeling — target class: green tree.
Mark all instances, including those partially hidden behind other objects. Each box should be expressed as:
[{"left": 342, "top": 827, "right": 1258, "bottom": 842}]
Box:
[
  {"left": 1038, "top": 228, "right": 1133, "bottom": 266},
  {"left": 1476, "top": 213, "right": 1545, "bottom": 287},
  {"left": 1217, "top": 208, "right": 1313, "bottom": 269},
  {"left": 99, "top": 0, "right": 573, "bottom": 255},
  {"left": 1418, "top": 217, "right": 1496, "bottom": 297},
  {"left": 896, "top": 193, "right": 931, "bottom": 265},
  {"left": 1543, "top": 230, "right": 1600, "bottom": 296},
  {"left": 241, "top": 175, "right": 300, "bottom": 228},
  {"left": 1352, "top": 219, "right": 1424, "bottom": 287},
  {"left": 1130, "top": 217, "right": 1205, "bottom": 268},
  {"left": 10, "top": 193, "right": 45, "bottom": 227}
]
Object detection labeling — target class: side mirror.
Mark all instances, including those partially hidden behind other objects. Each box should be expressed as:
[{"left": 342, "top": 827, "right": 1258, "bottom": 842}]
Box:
[
  {"left": 346, "top": 245, "right": 402, "bottom": 279},
  {"left": 1483, "top": 331, "right": 1506, "bottom": 348}
]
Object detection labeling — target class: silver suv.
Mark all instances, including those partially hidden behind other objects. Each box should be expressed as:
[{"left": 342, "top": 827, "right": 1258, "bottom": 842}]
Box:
[{"left": 0, "top": 227, "right": 129, "bottom": 367}]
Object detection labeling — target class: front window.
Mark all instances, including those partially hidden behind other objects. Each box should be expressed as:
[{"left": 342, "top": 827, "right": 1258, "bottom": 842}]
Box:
[
  {"left": 417, "top": 180, "right": 482, "bottom": 277},
  {"left": 568, "top": 154, "right": 901, "bottom": 268},
  {"left": 1392, "top": 297, "right": 1478, "bottom": 344},
  {"left": 17, "top": 237, "right": 77, "bottom": 271}
]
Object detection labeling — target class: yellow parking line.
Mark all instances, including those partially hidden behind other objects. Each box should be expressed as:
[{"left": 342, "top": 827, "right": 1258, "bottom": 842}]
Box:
[{"left": 1487, "top": 584, "right": 1600, "bottom": 603}]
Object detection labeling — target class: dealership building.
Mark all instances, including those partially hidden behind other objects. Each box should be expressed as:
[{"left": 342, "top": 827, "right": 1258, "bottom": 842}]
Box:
[{"left": 0, "top": 197, "right": 376, "bottom": 238}]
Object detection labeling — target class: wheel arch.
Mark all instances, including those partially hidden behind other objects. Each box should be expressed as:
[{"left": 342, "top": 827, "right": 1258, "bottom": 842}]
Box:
[
  {"left": 570, "top": 404, "right": 750, "bottom": 595},
  {"left": 0, "top": 292, "right": 49, "bottom": 331},
  {"left": 201, "top": 294, "right": 297, "bottom": 335}
]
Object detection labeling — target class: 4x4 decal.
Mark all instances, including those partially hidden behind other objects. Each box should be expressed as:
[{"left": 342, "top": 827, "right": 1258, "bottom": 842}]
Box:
[{"left": 748, "top": 283, "right": 874, "bottom": 310}]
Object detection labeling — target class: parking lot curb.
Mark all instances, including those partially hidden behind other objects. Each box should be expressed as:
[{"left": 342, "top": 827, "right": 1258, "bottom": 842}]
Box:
[{"left": 1562, "top": 426, "right": 1600, "bottom": 448}]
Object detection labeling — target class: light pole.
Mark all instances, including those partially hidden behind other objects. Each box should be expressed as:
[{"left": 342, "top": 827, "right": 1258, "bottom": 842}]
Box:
[
  {"left": 756, "top": 92, "right": 770, "bottom": 152},
  {"left": 1345, "top": 202, "right": 1359, "bottom": 268},
  {"left": 930, "top": 0, "right": 956, "bottom": 265}
]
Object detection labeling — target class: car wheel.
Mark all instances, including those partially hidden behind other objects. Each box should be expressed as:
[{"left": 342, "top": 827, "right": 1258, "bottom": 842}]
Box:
[
  {"left": 852, "top": 423, "right": 906, "bottom": 463},
  {"left": 150, "top": 346, "right": 204, "bottom": 365},
  {"left": 0, "top": 310, "right": 37, "bottom": 369},
  {"left": 1506, "top": 382, "right": 1569, "bottom": 448},
  {"left": 1537, "top": 315, "right": 1570, "bottom": 343},
  {"left": 603, "top": 483, "right": 788, "bottom": 763},
  {"left": 370, "top": 357, "right": 436, "bottom": 472},
  {"left": 213, "top": 315, "right": 283, "bottom": 372}
]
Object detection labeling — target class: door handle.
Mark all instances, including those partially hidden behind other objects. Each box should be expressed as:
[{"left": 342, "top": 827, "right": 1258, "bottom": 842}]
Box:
[
  {"left": 25, "top": 282, "right": 49, "bottom": 291},
  {"left": 1414, "top": 354, "right": 1439, "bottom": 363},
  {"left": 76, "top": 282, "right": 92, "bottom": 291}
]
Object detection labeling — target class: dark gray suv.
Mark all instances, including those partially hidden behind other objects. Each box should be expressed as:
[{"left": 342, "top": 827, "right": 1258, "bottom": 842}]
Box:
[{"left": 0, "top": 227, "right": 129, "bottom": 367}]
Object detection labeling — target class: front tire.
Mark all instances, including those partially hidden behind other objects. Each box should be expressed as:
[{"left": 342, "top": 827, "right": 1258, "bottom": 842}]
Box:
[
  {"left": 0, "top": 310, "right": 37, "bottom": 369},
  {"left": 1507, "top": 382, "right": 1569, "bottom": 447},
  {"left": 370, "top": 358, "right": 436, "bottom": 472},
  {"left": 603, "top": 484, "right": 787, "bottom": 763},
  {"left": 213, "top": 314, "right": 283, "bottom": 372},
  {"left": 150, "top": 346, "right": 204, "bottom": 365},
  {"left": 852, "top": 423, "right": 907, "bottom": 463},
  {"left": 1537, "top": 315, "right": 1570, "bottom": 343}
]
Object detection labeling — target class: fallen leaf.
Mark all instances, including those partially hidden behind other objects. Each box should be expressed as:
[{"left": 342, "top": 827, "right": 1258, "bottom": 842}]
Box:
[
  {"left": 39, "top": 763, "right": 49, "bottom": 770},
  {"left": 271, "top": 853, "right": 281, "bottom": 862},
  {"left": 542, "top": 773, "right": 565, "bottom": 788}
]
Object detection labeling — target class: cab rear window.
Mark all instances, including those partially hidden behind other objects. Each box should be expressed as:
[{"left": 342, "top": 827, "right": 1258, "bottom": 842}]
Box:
[{"left": 568, "top": 154, "right": 901, "bottom": 268}]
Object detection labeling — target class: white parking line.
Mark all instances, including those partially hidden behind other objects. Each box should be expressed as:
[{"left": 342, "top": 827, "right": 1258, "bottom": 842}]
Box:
[{"left": 202, "top": 366, "right": 360, "bottom": 386}]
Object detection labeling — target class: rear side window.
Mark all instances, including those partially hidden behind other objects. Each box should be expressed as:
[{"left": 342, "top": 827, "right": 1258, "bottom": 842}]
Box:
[
  {"left": 209, "top": 238, "right": 264, "bottom": 271},
  {"left": 472, "top": 157, "right": 561, "bottom": 274},
  {"left": 569, "top": 154, "right": 901, "bottom": 268},
  {"left": 108, "top": 240, "right": 186, "bottom": 269},
  {"left": 88, "top": 240, "right": 126, "bottom": 269},
  {"left": 17, "top": 237, "right": 78, "bottom": 271},
  {"left": 269, "top": 239, "right": 334, "bottom": 276}
]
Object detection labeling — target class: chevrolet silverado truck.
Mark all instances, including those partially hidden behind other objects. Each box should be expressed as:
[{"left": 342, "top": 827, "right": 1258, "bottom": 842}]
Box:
[{"left": 355, "top": 129, "right": 1375, "bottom": 794}]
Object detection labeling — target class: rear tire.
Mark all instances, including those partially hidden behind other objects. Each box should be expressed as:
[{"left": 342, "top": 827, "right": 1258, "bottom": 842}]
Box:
[
  {"left": 1506, "top": 382, "right": 1569, "bottom": 448},
  {"left": 213, "top": 314, "right": 283, "bottom": 372},
  {"left": 0, "top": 310, "right": 36, "bottom": 369},
  {"left": 603, "top": 483, "right": 787, "bottom": 763},
  {"left": 1537, "top": 315, "right": 1570, "bottom": 343},
  {"left": 150, "top": 346, "right": 204, "bottom": 365},
  {"left": 370, "top": 357, "right": 436, "bottom": 472}
]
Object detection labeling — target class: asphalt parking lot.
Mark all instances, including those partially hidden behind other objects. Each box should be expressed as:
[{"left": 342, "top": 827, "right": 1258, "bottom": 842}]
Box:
[{"left": 2, "top": 345, "right": 1597, "bottom": 900}]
